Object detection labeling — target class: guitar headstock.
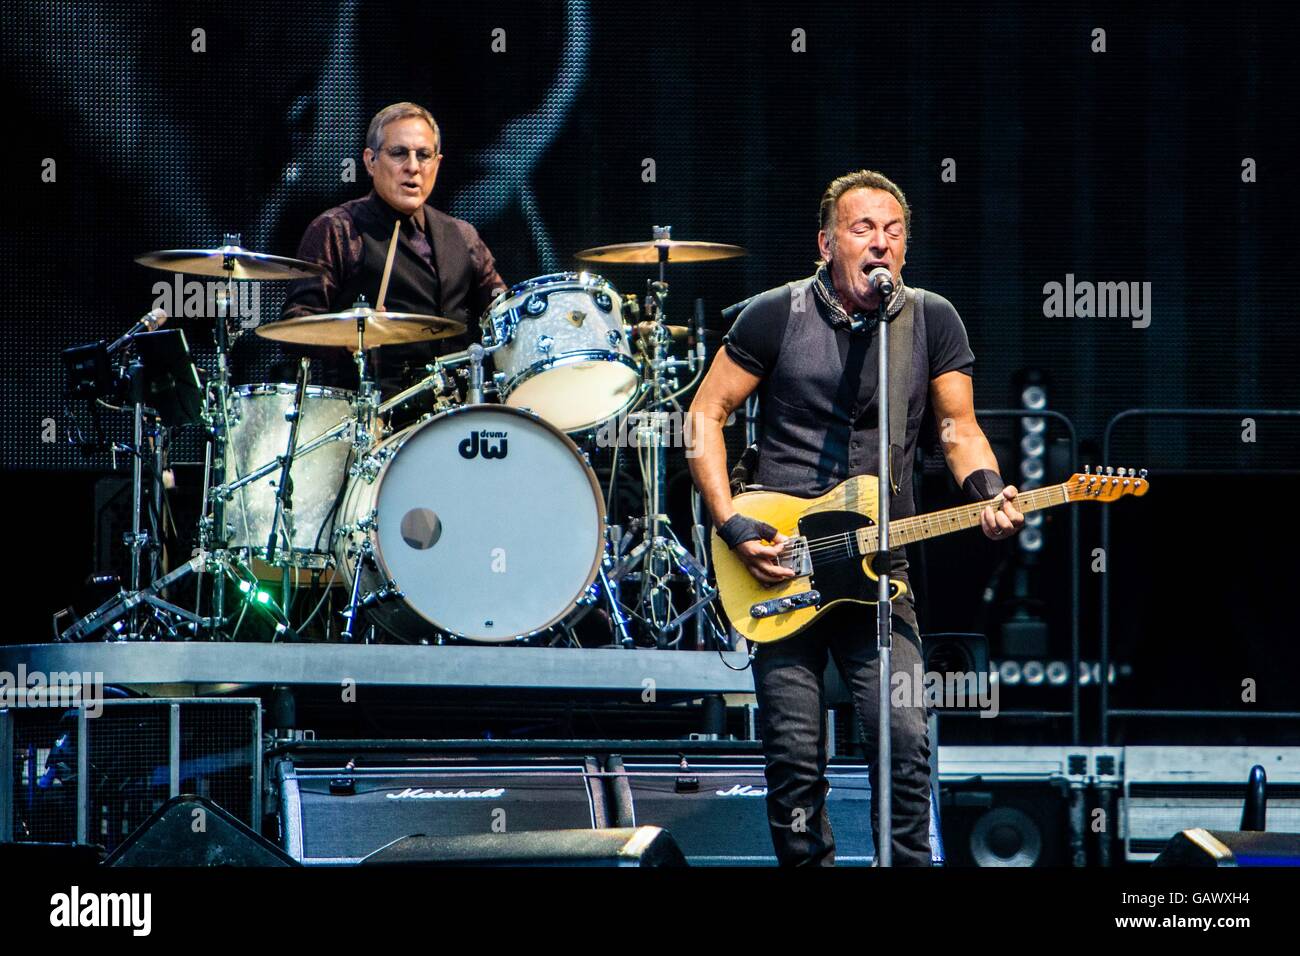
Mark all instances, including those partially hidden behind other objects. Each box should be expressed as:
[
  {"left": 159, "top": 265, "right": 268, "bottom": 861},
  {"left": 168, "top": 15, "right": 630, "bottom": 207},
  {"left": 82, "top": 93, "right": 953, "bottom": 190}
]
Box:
[{"left": 1065, "top": 466, "right": 1150, "bottom": 502}]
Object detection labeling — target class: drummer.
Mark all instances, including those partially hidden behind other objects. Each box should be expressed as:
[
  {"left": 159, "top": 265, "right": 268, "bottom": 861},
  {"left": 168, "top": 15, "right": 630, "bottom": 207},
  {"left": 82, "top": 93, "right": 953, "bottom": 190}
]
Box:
[{"left": 280, "top": 101, "right": 507, "bottom": 401}]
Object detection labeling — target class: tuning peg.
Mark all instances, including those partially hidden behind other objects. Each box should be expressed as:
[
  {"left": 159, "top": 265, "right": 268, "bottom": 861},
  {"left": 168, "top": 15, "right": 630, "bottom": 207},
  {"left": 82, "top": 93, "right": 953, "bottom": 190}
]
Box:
[
  {"left": 1139, "top": 468, "right": 1148, "bottom": 479},
  {"left": 1105, "top": 466, "right": 1114, "bottom": 476},
  {"left": 1084, "top": 464, "right": 1091, "bottom": 474}
]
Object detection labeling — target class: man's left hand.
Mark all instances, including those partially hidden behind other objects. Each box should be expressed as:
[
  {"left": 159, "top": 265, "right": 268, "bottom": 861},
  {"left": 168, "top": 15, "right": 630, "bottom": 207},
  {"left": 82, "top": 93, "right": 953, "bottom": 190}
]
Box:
[{"left": 981, "top": 484, "right": 1024, "bottom": 541}]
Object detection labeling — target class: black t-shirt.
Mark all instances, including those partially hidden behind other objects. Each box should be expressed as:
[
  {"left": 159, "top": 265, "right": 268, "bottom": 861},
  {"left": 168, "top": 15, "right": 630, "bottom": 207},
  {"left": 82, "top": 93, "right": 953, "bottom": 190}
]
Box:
[{"left": 723, "top": 277, "right": 974, "bottom": 518}]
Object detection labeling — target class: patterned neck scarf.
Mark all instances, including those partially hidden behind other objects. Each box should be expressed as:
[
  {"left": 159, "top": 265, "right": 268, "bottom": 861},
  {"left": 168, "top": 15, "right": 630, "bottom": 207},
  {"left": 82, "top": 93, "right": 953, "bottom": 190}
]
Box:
[{"left": 812, "top": 263, "right": 906, "bottom": 332}]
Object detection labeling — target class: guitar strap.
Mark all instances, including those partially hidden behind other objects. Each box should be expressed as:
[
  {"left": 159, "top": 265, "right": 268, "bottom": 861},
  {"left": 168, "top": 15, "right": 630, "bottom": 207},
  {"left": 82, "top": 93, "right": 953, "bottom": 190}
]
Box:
[{"left": 885, "top": 287, "right": 918, "bottom": 494}]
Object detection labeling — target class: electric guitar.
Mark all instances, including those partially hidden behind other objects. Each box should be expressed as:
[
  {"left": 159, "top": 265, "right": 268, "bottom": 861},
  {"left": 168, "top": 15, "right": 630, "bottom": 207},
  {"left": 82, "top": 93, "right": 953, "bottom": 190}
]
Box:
[{"left": 711, "top": 467, "right": 1148, "bottom": 644}]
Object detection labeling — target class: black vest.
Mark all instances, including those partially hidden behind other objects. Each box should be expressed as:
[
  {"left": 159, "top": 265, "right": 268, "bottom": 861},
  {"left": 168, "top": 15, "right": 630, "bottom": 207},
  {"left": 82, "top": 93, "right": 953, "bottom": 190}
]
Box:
[{"left": 334, "top": 198, "right": 479, "bottom": 394}]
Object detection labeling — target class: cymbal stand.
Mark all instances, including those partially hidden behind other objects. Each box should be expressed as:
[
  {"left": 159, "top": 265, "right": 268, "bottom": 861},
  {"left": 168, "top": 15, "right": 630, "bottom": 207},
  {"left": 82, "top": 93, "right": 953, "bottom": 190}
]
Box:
[
  {"left": 337, "top": 298, "right": 383, "bottom": 642},
  {"left": 197, "top": 234, "right": 313, "bottom": 639},
  {"left": 606, "top": 228, "right": 717, "bottom": 647}
]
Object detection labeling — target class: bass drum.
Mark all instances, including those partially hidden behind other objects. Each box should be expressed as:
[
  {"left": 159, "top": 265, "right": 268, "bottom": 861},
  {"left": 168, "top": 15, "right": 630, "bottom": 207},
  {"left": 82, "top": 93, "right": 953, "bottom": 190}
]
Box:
[{"left": 335, "top": 405, "right": 606, "bottom": 642}]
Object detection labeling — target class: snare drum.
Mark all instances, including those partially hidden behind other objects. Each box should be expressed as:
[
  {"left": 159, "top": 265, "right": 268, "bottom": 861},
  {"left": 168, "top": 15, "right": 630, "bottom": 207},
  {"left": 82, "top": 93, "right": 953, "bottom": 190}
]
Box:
[
  {"left": 225, "top": 383, "right": 355, "bottom": 568},
  {"left": 483, "top": 272, "right": 639, "bottom": 433},
  {"left": 334, "top": 404, "right": 606, "bottom": 642}
]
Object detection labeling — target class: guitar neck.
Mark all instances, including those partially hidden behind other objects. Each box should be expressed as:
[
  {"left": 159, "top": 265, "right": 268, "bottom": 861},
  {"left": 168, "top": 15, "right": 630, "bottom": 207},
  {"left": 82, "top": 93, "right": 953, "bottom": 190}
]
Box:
[{"left": 857, "top": 481, "right": 1070, "bottom": 552}]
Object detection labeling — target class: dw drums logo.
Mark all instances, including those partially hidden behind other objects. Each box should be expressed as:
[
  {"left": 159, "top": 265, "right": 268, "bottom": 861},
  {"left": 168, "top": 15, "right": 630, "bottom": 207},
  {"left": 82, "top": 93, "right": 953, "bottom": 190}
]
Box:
[{"left": 458, "top": 430, "right": 508, "bottom": 460}]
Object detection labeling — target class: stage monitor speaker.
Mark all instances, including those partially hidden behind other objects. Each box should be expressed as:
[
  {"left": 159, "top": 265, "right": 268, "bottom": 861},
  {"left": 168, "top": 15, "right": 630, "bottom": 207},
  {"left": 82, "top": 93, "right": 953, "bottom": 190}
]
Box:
[
  {"left": 941, "top": 781, "right": 1074, "bottom": 866},
  {"left": 605, "top": 755, "right": 944, "bottom": 866},
  {"left": 105, "top": 794, "right": 297, "bottom": 867},
  {"left": 277, "top": 756, "right": 608, "bottom": 865},
  {"left": 360, "top": 826, "right": 686, "bottom": 867},
  {"left": 1152, "top": 828, "right": 1300, "bottom": 867}
]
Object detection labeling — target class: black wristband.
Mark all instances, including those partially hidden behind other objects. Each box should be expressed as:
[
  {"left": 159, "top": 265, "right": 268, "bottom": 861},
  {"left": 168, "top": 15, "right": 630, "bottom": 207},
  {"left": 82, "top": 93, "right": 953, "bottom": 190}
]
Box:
[
  {"left": 717, "top": 513, "right": 778, "bottom": 550},
  {"left": 962, "top": 468, "right": 1006, "bottom": 503}
]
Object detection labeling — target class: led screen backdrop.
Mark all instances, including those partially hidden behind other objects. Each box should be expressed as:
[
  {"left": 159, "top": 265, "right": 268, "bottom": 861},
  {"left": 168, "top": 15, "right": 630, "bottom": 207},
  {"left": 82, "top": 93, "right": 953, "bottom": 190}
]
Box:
[{"left": 4, "top": 0, "right": 1299, "bottom": 474}]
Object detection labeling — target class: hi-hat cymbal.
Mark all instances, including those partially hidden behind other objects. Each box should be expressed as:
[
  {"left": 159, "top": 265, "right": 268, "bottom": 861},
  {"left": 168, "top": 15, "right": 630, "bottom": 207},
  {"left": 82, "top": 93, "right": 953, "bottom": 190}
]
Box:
[
  {"left": 574, "top": 239, "right": 747, "bottom": 264},
  {"left": 256, "top": 307, "right": 466, "bottom": 348},
  {"left": 135, "top": 245, "right": 326, "bottom": 280}
]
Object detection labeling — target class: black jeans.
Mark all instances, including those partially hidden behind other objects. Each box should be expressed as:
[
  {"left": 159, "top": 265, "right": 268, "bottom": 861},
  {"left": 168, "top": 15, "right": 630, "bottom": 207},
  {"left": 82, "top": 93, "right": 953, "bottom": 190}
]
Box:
[{"left": 752, "top": 602, "right": 932, "bottom": 866}]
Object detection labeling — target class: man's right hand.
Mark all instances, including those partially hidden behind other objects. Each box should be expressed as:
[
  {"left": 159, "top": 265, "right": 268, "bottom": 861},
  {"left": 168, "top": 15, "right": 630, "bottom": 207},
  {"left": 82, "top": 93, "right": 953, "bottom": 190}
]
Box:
[{"left": 735, "top": 533, "right": 796, "bottom": 585}]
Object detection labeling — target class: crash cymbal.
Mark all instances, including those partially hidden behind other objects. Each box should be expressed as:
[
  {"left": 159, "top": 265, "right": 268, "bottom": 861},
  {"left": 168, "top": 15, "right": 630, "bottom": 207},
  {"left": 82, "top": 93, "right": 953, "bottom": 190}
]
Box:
[
  {"left": 135, "top": 245, "right": 326, "bottom": 280},
  {"left": 574, "top": 239, "right": 747, "bottom": 264},
  {"left": 256, "top": 307, "right": 465, "bottom": 348}
]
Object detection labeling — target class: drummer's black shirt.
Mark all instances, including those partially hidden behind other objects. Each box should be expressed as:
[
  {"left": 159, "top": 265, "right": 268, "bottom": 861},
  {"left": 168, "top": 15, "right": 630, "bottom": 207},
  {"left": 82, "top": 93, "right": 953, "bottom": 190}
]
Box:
[{"left": 279, "top": 191, "right": 505, "bottom": 395}]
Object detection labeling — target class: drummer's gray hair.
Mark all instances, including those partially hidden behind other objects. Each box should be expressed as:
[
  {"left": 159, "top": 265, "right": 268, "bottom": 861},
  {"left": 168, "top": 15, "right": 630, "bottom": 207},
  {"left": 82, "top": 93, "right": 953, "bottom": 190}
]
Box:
[{"left": 366, "top": 102, "right": 442, "bottom": 156}]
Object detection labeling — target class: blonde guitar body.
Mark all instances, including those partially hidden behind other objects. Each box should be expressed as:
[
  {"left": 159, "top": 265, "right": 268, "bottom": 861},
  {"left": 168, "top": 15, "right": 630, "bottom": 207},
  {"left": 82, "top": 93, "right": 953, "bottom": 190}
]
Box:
[{"left": 710, "top": 475, "right": 906, "bottom": 646}]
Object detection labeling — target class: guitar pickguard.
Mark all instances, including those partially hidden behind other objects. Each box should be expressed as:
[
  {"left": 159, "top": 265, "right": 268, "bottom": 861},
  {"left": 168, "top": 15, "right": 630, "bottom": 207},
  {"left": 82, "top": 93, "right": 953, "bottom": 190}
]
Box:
[{"left": 799, "top": 510, "right": 904, "bottom": 605}]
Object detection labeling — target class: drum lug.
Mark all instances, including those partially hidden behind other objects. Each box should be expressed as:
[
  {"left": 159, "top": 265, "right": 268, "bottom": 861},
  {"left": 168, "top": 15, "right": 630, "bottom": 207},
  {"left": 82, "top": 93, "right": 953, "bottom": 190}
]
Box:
[
  {"left": 535, "top": 334, "right": 553, "bottom": 355},
  {"left": 351, "top": 447, "right": 392, "bottom": 482}
]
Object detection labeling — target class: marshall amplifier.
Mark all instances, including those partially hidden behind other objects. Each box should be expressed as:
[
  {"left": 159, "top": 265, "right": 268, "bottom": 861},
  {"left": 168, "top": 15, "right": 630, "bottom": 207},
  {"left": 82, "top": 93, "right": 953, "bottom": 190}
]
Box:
[
  {"left": 604, "top": 754, "right": 944, "bottom": 866},
  {"left": 275, "top": 755, "right": 608, "bottom": 865}
]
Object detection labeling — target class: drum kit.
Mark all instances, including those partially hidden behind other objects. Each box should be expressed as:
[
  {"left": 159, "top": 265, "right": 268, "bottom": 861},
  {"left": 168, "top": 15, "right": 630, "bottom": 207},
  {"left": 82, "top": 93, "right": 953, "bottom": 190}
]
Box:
[{"left": 59, "top": 226, "right": 748, "bottom": 650}]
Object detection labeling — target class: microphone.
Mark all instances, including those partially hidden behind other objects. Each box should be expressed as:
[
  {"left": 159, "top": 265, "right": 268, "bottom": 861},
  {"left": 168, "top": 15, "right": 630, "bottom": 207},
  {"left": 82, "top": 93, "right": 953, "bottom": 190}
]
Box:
[
  {"left": 867, "top": 267, "right": 895, "bottom": 297},
  {"left": 467, "top": 342, "right": 486, "bottom": 404},
  {"left": 108, "top": 308, "right": 168, "bottom": 351}
]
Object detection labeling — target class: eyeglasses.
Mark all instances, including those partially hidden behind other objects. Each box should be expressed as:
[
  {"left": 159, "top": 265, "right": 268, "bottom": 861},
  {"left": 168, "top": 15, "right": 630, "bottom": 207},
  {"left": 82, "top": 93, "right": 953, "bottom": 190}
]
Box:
[{"left": 381, "top": 146, "right": 439, "bottom": 167}]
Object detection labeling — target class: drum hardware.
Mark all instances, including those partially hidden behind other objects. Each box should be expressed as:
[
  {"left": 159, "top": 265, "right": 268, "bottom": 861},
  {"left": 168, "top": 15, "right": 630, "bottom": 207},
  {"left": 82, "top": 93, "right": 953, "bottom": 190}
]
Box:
[
  {"left": 262, "top": 359, "right": 313, "bottom": 610},
  {"left": 56, "top": 314, "right": 210, "bottom": 641},
  {"left": 128, "top": 236, "right": 333, "bottom": 638},
  {"left": 587, "top": 228, "right": 725, "bottom": 648},
  {"left": 339, "top": 538, "right": 379, "bottom": 643}
]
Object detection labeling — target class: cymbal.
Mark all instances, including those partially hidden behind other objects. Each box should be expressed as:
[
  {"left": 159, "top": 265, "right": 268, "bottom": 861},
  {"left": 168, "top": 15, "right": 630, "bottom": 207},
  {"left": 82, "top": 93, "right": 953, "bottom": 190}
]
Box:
[
  {"left": 256, "top": 307, "right": 466, "bottom": 348},
  {"left": 135, "top": 245, "right": 326, "bottom": 280},
  {"left": 574, "top": 239, "right": 747, "bottom": 264}
]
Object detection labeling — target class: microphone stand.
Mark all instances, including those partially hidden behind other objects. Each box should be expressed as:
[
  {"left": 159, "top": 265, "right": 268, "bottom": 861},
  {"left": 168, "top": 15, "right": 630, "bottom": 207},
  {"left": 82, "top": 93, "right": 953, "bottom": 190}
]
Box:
[
  {"left": 872, "top": 284, "right": 895, "bottom": 867},
  {"left": 264, "top": 358, "right": 311, "bottom": 613}
]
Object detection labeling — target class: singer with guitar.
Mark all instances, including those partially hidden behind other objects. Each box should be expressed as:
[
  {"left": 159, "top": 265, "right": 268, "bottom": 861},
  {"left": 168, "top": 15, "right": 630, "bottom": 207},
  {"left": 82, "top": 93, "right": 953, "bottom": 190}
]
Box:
[{"left": 688, "top": 169, "right": 1024, "bottom": 866}]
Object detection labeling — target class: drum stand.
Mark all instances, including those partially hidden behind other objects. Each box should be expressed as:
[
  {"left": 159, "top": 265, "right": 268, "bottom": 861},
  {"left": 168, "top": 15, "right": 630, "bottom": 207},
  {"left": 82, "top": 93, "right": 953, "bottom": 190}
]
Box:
[
  {"left": 193, "top": 236, "right": 312, "bottom": 640},
  {"left": 604, "top": 237, "right": 718, "bottom": 647},
  {"left": 59, "top": 326, "right": 211, "bottom": 641}
]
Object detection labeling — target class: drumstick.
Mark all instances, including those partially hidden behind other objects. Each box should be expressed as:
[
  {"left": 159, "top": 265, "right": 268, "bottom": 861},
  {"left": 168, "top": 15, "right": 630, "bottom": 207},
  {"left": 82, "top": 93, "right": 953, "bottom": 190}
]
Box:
[{"left": 375, "top": 219, "right": 401, "bottom": 312}]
